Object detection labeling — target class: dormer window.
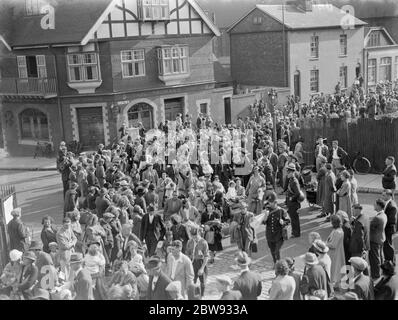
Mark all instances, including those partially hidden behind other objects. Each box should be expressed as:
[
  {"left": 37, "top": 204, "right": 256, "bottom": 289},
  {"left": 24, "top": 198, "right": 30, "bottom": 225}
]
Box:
[{"left": 140, "top": 0, "right": 170, "bottom": 21}]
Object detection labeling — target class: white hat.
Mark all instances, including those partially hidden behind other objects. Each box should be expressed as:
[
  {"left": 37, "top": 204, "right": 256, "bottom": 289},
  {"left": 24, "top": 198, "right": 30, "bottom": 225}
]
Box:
[
  {"left": 9, "top": 249, "right": 23, "bottom": 262},
  {"left": 166, "top": 281, "right": 182, "bottom": 293}
]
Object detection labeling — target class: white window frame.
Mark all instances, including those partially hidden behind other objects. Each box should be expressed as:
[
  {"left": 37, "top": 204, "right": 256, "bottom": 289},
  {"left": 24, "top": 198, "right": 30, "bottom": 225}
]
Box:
[
  {"left": 310, "top": 69, "right": 319, "bottom": 93},
  {"left": 368, "top": 58, "right": 377, "bottom": 84},
  {"left": 310, "top": 35, "right": 319, "bottom": 59},
  {"left": 67, "top": 52, "right": 100, "bottom": 82},
  {"left": 141, "top": 0, "right": 170, "bottom": 21},
  {"left": 339, "top": 34, "right": 347, "bottom": 56},
  {"left": 339, "top": 66, "right": 348, "bottom": 89},
  {"left": 17, "top": 55, "right": 47, "bottom": 79},
  {"left": 157, "top": 45, "right": 189, "bottom": 76},
  {"left": 121, "top": 49, "right": 146, "bottom": 78},
  {"left": 380, "top": 57, "right": 392, "bottom": 82}
]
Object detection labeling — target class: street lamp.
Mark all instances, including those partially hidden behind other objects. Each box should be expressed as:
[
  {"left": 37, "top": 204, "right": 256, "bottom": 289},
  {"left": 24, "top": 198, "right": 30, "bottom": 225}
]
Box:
[{"left": 268, "top": 88, "right": 278, "bottom": 149}]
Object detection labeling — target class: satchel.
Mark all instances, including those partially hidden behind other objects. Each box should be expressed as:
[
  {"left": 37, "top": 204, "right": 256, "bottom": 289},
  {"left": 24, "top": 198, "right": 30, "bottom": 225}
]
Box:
[{"left": 205, "top": 231, "right": 215, "bottom": 245}]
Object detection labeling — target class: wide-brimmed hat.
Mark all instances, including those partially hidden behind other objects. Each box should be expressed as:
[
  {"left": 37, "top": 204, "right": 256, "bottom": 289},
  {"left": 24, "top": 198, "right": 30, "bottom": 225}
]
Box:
[
  {"left": 303, "top": 252, "right": 318, "bottom": 265},
  {"left": 9, "top": 249, "right": 23, "bottom": 262},
  {"left": 349, "top": 257, "right": 368, "bottom": 272},
  {"left": 69, "top": 253, "right": 84, "bottom": 264},
  {"left": 215, "top": 275, "right": 233, "bottom": 286},
  {"left": 23, "top": 251, "right": 37, "bottom": 262},
  {"left": 235, "top": 251, "right": 251, "bottom": 266},
  {"left": 29, "top": 241, "right": 43, "bottom": 251},
  {"left": 146, "top": 256, "right": 162, "bottom": 270},
  {"left": 313, "top": 240, "right": 329, "bottom": 254},
  {"left": 286, "top": 163, "right": 296, "bottom": 171}
]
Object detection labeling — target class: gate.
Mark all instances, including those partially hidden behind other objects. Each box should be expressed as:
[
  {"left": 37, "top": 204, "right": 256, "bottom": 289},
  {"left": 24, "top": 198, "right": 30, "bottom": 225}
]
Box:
[{"left": 0, "top": 185, "right": 17, "bottom": 274}]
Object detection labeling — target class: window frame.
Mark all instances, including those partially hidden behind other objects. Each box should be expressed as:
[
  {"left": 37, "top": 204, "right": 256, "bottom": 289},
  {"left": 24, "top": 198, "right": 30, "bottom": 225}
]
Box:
[
  {"left": 310, "top": 69, "right": 319, "bottom": 93},
  {"left": 19, "top": 108, "right": 50, "bottom": 141},
  {"left": 141, "top": 0, "right": 170, "bottom": 21},
  {"left": 379, "top": 57, "right": 392, "bottom": 82},
  {"left": 67, "top": 51, "right": 100, "bottom": 83},
  {"left": 368, "top": 31, "right": 381, "bottom": 47},
  {"left": 310, "top": 35, "right": 319, "bottom": 59},
  {"left": 339, "top": 34, "right": 347, "bottom": 56},
  {"left": 157, "top": 45, "right": 189, "bottom": 76},
  {"left": 17, "top": 55, "right": 47, "bottom": 79},
  {"left": 120, "top": 49, "right": 146, "bottom": 78},
  {"left": 339, "top": 65, "right": 348, "bottom": 89},
  {"left": 368, "top": 58, "right": 377, "bottom": 84}
]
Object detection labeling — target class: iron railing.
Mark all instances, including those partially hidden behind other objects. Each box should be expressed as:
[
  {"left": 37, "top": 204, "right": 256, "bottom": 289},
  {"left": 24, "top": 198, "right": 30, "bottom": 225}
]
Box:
[{"left": 0, "top": 77, "right": 57, "bottom": 97}]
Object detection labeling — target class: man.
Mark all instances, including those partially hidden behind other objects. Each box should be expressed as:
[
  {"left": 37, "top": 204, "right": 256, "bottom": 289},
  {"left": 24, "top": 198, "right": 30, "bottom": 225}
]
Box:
[
  {"left": 286, "top": 163, "right": 302, "bottom": 238},
  {"left": 120, "top": 224, "right": 142, "bottom": 261},
  {"left": 382, "top": 156, "right": 396, "bottom": 196},
  {"left": 300, "top": 253, "right": 328, "bottom": 298},
  {"left": 146, "top": 256, "right": 171, "bottom": 300},
  {"left": 7, "top": 207, "right": 28, "bottom": 252},
  {"left": 57, "top": 146, "right": 72, "bottom": 198},
  {"left": 328, "top": 140, "right": 348, "bottom": 175},
  {"left": 142, "top": 163, "right": 159, "bottom": 186},
  {"left": 350, "top": 204, "right": 370, "bottom": 258},
  {"left": 321, "top": 164, "right": 336, "bottom": 220},
  {"left": 28, "top": 241, "right": 54, "bottom": 287},
  {"left": 63, "top": 182, "right": 78, "bottom": 218},
  {"left": 163, "top": 190, "right": 182, "bottom": 221},
  {"left": 315, "top": 136, "right": 329, "bottom": 172},
  {"left": 374, "top": 260, "right": 398, "bottom": 300},
  {"left": 69, "top": 253, "right": 93, "bottom": 300},
  {"left": 369, "top": 199, "right": 388, "bottom": 280},
  {"left": 382, "top": 189, "right": 397, "bottom": 263},
  {"left": 236, "top": 202, "right": 255, "bottom": 255},
  {"left": 233, "top": 251, "right": 262, "bottom": 300},
  {"left": 56, "top": 217, "right": 77, "bottom": 279},
  {"left": 95, "top": 188, "right": 111, "bottom": 219},
  {"left": 17, "top": 251, "right": 38, "bottom": 300},
  {"left": 140, "top": 209, "right": 166, "bottom": 257},
  {"left": 349, "top": 257, "right": 374, "bottom": 300},
  {"left": 166, "top": 240, "right": 194, "bottom": 298},
  {"left": 215, "top": 275, "right": 242, "bottom": 300},
  {"left": 186, "top": 227, "right": 209, "bottom": 297}
]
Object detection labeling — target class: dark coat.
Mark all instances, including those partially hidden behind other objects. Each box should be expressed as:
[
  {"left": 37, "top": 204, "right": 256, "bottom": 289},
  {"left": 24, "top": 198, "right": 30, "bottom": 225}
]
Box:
[
  {"left": 18, "top": 263, "right": 38, "bottom": 299},
  {"left": 7, "top": 218, "right": 28, "bottom": 252},
  {"left": 233, "top": 270, "right": 262, "bottom": 300},
  {"left": 385, "top": 200, "right": 397, "bottom": 233},
  {"left": 304, "top": 264, "right": 327, "bottom": 295},
  {"left": 350, "top": 214, "right": 370, "bottom": 255},
  {"left": 265, "top": 207, "right": 290, "bottom": 242},
  {"left": 121, "top": 233, "right": 143, "bottom": 261},
  {"left": 374, "top": 274, "right": 398, "bottom": 300},
  {"left": 220, "top": 290, "right": 243, "bottom": 300},
  {"left": 382, "top": 165, "right": 397, "bottom": 190},
  {"left": 352, "top": 273, "right": 374, "bottom": 300},
  {"left": 140, "top": 213, "right": 166, "bottom": 242},
  {"left": 64, "top": 189, "right": 78, "bottom": 213},
  {"left": 41, "top": 226, "right": 58, "bottom": 253},
  {"left": 147, "top": 271, "right": 172, "bottom": 300},
  {"left": 328, "top": 146, "right": 348, "bottom": 165}
]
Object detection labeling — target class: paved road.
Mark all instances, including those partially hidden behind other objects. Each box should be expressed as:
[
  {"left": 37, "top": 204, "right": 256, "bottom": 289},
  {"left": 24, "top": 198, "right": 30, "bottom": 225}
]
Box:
[{"left": 1, "top": 170, "right": 397, "bottom": 300}]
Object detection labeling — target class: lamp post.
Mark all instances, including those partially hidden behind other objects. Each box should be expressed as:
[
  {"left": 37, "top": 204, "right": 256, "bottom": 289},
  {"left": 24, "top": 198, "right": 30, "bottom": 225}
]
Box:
[{"left": 268, "top": 88, "right": 278, "bottom": 149}]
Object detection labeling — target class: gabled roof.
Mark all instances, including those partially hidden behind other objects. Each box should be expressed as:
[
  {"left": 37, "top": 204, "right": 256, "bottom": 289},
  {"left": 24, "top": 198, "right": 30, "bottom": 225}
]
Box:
[
  {"left": 364, "top": 26, "right": 397, "bottom": 46},
  {"left": 0, "top": 36, "right": 11, "bottom": 51},
  {"left": 228, "top": 4, "right": 367, "bottom": 32},
  {"left": 8, "top": 0, "right": 220, "bottom": 49}
]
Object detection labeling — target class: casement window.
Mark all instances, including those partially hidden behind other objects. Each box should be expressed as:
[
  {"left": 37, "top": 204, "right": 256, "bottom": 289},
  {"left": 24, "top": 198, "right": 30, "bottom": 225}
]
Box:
[
  {"left": 368, "top": 31, "right": 381, "bottom": 47},
  {"left": 310, "top": 69, "right": 319, "bottom": 93},
  {"left": 339, "top": 34, "right": 347, "bottom": 56},
  {"left": 19, "top": 108, "right": 49, "bottom": 140},
  {"left": 368, "top": 59, "right": 377, "bottom": 84},
  {"left": 310, "top": 35, "right": 319, "bottom": 59},
  {"left": 67, "top": 52, "right": 99, "bottom": 82},
  {"left": 379, "top": 57, "right": 392, "bottom": 82},
  {"left": 17, "top": 55, "right": 47, "bottom": 78},
  {"left": 140, "top": 0, "right": 170, "bottom": 21},
  {"left": 339, "top": 66, "right": 348, "bottom": 88},
  {"left": 157, "top": 46, "right": 189, "bottom": 76},
  {"left": 121, "top": 49, "right": 145, "bottom": 78},
  {"left": 200, "top": 103, "right": 208, "bottom": 114}
]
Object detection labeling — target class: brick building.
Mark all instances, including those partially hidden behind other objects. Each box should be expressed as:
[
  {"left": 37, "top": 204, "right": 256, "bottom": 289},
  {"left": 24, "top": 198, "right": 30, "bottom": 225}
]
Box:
[
  {"left": 227, "top": 0, "right": 367, "bottom": 102},
  {"left": 0, "top": 0, "right": 235, "bottom": 155}
]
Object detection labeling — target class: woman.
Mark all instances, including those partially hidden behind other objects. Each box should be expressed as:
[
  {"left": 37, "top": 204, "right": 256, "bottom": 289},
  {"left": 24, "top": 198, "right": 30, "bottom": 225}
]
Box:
[
  {"left": 348, "top": 169, "right": 359, "bottom": 206},
  {"left": 336, "top": 210, "right": 352, "bottom": 265},
  {"left": 308, "top": 232, "right": 322, "bottom": 255},
  {"left": 69, "top": 210, "right": 83, "bottom": 254},
  {"left": 108, "top": 260, "right": 138, "bottom": 300},
  {"left": 326, "top": 215, "right": 345, "bottom": 287},
  {"left": 0, "top": 250, "right": 23, "bottom": 297},
  {"left": 180, "top": 198, "right": 200, "bottom": 226},
  {"left": 202, "top": 204, "right": 223, "bottom": 264},
  {"left": 214, "top": 190, "right": 231, "bottom": 223},
  {"left": 83, "top": 241, "right": 108, "bottom": 300},
  {"left": 294, "top": 137, "right": 305, "bottom": 167},
  {"left": 337, "top": 170, "right": 352, "bottom": 219},
  {"left": 235, "top": 178, "right": 246, "bottom": 199},
  {"left": 312, "top": 240, "right": 332, "bottom": 279},
  {"left": 269, "top": 259, "right": 296, "bottom": 300},
  {"left": 127, "top": 240, "right": 148, "bottom": 300},
  {"left": 316, "top": 157, "right": 327, "bottom": 208},
  {"left": 246, "top": 166, "right": 266, "bottom": 215},
  {"left": 374, "top": 260, "right": 398, "bottom": 300},
  {"left": 40, "top": 216, "right": 58, "bottom": 254}
]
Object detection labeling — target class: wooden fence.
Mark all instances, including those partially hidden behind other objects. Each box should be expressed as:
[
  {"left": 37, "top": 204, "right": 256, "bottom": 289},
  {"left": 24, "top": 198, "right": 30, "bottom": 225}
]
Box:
[
  {"left": 0, "top": 185, "right": 17, "bottom": 274},
  {"left": 298, "top": 117, "right": 398, "bottom": 173}
]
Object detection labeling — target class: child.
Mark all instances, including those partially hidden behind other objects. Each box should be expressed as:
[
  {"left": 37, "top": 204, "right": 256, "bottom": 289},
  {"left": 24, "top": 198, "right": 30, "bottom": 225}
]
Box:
[
  {"left": 95, "top": 159, "right": 106, "bottom": 188},
  {"left": 225, "top": 180, "right": 237, "bottom": 201}
]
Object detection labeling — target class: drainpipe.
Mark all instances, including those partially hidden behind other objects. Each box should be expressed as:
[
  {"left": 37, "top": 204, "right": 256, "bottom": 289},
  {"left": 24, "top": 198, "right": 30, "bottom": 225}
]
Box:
[{"left": 50, "top": 46, "right": 65, "bottom": 142}]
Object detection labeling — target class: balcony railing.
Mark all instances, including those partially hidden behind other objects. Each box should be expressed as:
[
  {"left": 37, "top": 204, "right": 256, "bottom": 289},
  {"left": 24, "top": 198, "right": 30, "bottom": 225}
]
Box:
[{"left": 0, "top": 78, "right": 57, "bottom": 98}]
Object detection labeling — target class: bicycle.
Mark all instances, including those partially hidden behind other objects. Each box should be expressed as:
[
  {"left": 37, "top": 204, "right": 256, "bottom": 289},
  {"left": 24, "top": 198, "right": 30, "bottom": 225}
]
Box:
[
  {"left": 33, "top": 142, "right": 53, "bottom": 159},
  {"left": 349, "top": 151, "right": 372, "bottom": 175}
]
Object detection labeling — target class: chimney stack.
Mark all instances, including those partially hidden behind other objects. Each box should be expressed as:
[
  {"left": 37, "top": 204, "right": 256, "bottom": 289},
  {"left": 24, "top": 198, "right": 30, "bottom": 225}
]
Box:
[{"left": 297, "top": 0, "right": 313, "bottom": 12}]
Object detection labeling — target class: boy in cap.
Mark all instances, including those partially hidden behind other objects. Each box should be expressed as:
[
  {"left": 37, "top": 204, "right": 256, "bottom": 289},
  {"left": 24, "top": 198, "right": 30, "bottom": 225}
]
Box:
[
  {"left": 146, "top": 256, "right": 171, "bottom": 300},
  {"left": 349, "top": 256, "right": 374, "bottom": 300},
  {"left": 69, "top": 253, "right": 93, "bottom": 300},
  {"left": 233, "top": 251, "right": 262, "bottom": 300},
  {"left": 17, "top": 251, "right": 38, "bottom": 300}
]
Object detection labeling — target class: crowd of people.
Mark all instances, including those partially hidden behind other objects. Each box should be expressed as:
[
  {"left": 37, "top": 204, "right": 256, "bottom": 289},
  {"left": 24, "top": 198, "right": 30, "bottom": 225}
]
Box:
[{"left": 1, "top": 99, "right": 397, "bottom": 300}]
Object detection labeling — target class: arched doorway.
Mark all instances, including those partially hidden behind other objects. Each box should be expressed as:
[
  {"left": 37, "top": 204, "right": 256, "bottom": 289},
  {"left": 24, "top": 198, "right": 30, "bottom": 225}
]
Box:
[{"left": 127, "top": 103, "right": 153, "bottom": 129}]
